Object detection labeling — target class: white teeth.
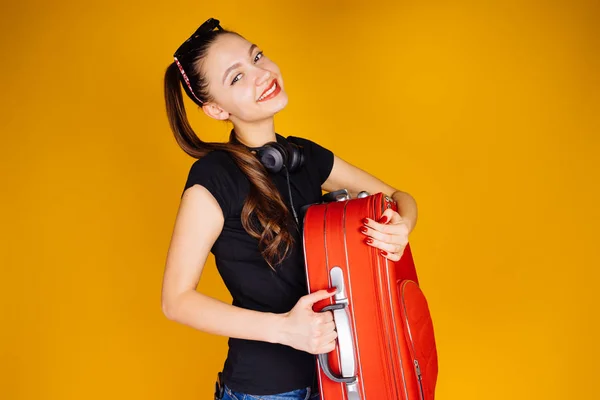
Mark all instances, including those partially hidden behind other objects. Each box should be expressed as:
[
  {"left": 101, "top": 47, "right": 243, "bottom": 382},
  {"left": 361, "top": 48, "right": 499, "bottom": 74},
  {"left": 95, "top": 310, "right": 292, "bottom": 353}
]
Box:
[{"left": 258, "top": 81, "right": 277, "bottom": 101}]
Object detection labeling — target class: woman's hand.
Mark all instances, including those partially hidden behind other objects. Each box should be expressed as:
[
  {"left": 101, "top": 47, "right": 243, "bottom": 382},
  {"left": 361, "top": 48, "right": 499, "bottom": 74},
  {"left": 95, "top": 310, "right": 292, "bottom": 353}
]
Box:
[
  {"left": 278, "top": 289, "right": 338, "bottom": 354},
  {"left": 360, "top": 208, "right": 410, "bottom": 262}
]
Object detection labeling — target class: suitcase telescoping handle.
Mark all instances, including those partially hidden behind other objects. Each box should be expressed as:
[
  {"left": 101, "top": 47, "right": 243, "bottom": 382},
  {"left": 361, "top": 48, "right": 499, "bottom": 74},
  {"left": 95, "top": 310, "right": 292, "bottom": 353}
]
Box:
[{"left": 317, "top": 266, "right": 361, "bottom": 400}]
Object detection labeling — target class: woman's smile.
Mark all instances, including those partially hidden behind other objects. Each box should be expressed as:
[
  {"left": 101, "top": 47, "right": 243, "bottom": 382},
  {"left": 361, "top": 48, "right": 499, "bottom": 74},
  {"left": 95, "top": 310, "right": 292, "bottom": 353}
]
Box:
[{"left": 257, "top": 79, "right": 281, "bottom": 102}]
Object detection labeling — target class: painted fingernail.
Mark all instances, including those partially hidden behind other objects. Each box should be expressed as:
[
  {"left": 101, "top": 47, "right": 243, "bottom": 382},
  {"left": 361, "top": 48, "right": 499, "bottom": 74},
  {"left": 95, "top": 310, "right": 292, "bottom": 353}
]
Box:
[
  {"left": 359, "top": 226, "right": 368, "bottom": 234},
  {"left": 362, "top": 218, "right": 369, "bottom": 225},
  {"left": 378, "top": 215, "right": 389, "bottom": 224},
  {"left": 327, "top": 287, "right": 338, "bottom": 293},
  {"left": 364, "top": 238, "right": 373, "bottom": 245},
  {"left": 380, "top": 250, "right": 388, "bottom": 257}
]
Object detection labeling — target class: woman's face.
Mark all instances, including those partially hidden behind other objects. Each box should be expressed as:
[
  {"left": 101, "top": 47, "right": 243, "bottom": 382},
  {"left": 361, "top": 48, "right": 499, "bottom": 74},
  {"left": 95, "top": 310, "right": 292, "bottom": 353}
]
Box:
[{"left": 200, "top": 33, "right": 288, "bottom": 123}]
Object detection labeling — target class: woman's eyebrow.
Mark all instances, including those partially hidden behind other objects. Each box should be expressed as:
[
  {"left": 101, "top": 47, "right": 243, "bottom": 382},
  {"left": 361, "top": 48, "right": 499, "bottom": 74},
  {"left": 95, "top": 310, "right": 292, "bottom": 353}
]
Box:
[{"left": 222, "top": 44, "right": 258, "bottom": 84}]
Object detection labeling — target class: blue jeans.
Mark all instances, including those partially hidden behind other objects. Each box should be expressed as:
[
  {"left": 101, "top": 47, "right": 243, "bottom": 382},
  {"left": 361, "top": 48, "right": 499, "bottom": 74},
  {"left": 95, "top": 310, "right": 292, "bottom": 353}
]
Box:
[{"left": 222, "top": 384, "right": 320, "bottom": 400}]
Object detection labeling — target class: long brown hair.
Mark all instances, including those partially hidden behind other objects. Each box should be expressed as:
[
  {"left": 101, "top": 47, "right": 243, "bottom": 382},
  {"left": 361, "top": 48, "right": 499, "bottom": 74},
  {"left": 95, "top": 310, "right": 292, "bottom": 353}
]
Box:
[{"left": 164, "top": 29, "right": 294, "bottom": 269}]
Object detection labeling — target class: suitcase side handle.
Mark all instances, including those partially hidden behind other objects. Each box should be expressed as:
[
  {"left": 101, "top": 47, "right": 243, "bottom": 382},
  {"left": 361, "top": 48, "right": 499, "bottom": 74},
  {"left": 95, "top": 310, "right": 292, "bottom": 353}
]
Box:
[{"left": 317, "top": 303, "right": 357, "bottom": 384}]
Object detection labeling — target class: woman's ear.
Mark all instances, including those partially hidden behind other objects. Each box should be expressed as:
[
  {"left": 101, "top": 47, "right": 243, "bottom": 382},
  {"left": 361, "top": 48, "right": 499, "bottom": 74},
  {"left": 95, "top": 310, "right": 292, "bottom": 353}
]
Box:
[{"left": 202, "top": 103, "right": 230, "bottom": 121}]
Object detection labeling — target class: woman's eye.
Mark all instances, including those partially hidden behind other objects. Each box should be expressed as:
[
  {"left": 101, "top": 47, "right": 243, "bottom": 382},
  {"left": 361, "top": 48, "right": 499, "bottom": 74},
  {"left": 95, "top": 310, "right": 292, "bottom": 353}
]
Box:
[
  {"left": 231, "top": 73, "right": 242, "bottom": 85},
  {"left": 230, "top": 52, "right": 263, "bottom": 85}
]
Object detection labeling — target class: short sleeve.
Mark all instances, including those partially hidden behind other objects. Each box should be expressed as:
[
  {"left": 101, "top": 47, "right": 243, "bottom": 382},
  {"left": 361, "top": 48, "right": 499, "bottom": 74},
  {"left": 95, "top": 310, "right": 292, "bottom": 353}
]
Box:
[
  {"left": 287, "top": 136, "right": 334, "bottom": 184},
  {"left": 181, "top": 151, "right": 236, "bottom": 219}
]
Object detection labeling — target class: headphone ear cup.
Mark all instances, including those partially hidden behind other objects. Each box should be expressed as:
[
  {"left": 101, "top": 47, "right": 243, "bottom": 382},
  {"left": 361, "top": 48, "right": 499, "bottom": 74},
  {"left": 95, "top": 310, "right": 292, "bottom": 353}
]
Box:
[
  {"left": 287, "top": 143, "right": 304, "bottom": 173},
  {"left": 257, "top": 142, "right": 287, "bottom": 173},
  {"left": 297, "top": 149, "right": 305, "bottom": 171}
]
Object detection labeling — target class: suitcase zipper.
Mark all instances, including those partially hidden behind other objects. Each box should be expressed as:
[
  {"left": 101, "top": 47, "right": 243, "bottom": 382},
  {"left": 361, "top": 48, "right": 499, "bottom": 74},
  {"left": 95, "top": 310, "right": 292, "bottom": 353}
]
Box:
[
  {"left": 376, "top": 194, "right": 408, "bottom": 399},
  {"left": 379, "top": 281, "right": 402, "bottom": 399},
  {"left": 414, "top": 359, "right": 425, "bottom": 400},
  {"left": 401, "top": 281, "right": 426, "bottom": 400}
]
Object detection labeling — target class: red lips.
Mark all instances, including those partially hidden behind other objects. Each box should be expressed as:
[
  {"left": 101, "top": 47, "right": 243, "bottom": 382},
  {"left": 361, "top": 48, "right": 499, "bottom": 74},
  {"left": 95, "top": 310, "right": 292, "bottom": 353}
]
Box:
[{"left": 257, "top": 79, "right": 280, "bottom": 102}]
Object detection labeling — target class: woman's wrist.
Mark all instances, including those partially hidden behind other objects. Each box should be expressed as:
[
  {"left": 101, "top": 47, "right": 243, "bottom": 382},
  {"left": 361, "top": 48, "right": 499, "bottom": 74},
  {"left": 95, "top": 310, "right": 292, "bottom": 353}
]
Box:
[
  {"left": 266, "top": 311, "right": 290, "bottom": 345},
  {"left": 391, "top": 190, "right": 417, "bottom": 233}
]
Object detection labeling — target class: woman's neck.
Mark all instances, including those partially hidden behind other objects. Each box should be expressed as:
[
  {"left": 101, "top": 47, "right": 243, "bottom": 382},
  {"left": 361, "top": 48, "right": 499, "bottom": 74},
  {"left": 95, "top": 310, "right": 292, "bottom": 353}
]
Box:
[{"left": 231, "top": 118, "right": 277, "bottom": 147}]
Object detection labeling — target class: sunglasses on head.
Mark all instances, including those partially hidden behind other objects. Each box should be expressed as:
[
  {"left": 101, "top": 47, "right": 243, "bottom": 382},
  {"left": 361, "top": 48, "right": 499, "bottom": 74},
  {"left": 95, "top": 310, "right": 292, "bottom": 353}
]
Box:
[
  {"left": 173, "top": 18, "right": 223, "bottom": 106},
  {"left": 173, "top": 17, "right": 223, "bottom": 59}
]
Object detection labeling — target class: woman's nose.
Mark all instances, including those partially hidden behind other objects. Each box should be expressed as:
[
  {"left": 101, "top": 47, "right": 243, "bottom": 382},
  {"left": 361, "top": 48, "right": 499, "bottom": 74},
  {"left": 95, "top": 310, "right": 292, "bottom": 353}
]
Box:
[{"left": 255, "top": 68, "right": 271, "bottom": 86}]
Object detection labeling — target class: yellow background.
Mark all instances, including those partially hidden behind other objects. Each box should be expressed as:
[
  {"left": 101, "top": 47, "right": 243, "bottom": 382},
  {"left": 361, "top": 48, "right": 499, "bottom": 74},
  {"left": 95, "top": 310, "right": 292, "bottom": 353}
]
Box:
[{"left": 2, "top": 0, "right": 598, "bottom": 399}]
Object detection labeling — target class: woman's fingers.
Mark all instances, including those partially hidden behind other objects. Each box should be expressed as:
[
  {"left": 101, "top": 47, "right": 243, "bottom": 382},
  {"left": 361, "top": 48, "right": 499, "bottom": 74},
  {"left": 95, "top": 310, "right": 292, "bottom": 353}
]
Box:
[
  {"left": 317, "top": 330, "right": 339, "bottom": 353},
  {"left": 364, "top": 236, "right": 406, "bottom": 255}
]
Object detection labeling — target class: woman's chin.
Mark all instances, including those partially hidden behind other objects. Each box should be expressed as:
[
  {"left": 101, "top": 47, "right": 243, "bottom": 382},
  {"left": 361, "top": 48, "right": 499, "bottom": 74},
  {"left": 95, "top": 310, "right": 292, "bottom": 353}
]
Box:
[
  {"left": 259, "top": 91, "right": 289, "bottom": 115},
  {"left": 234, "top": 92, "right": 289, "bottom": 122}
]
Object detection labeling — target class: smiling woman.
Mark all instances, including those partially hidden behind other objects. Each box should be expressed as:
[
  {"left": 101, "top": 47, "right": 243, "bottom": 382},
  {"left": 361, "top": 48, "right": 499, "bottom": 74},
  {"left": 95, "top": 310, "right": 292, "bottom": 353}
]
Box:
[{"left": 161, "top": 17, "right": 418, "bottom": 400}]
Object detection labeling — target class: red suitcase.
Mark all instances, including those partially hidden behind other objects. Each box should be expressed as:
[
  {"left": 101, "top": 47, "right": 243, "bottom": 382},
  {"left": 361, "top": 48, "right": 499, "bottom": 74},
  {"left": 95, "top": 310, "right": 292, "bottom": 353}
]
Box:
[{"left": 302, "top": 191, "right": 438, "bottom": 400}]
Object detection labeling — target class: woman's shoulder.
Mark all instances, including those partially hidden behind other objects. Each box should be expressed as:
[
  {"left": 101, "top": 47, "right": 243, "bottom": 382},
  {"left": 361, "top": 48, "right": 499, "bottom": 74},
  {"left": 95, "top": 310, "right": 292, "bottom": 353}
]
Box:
[
  {"left": 285, "top": 135, "right": 331, "bottom": 152},
  {"left": 181, "top": 150, "right": 247, "bottom": 213},
  {"left": 285, "top": 135, "right": 312, "bottom": 147},
  {"left": 184, "top": 150, "right": 244, "bottom": 191},
  {"left": 189, "top": 149, "right": 236, "bottom": 170},
  {"left": 187, "top": 149, "right": 246, "bottom": 180},
  {"left": 285, "top": 135, "right": 333, "bottom": 159},
  {"left": 285, "top": 135, "right": 334, "bottom": 184}
]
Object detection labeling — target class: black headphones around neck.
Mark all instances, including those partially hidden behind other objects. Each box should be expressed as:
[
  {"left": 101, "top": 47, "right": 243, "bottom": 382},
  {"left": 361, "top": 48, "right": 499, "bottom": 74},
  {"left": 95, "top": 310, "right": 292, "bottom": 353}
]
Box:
[
  {"left": 246, "top": 136, "right": 305, "bottom": 174},
  {"left": 233, "top": 132, "right": 305, "bottom": 225}
]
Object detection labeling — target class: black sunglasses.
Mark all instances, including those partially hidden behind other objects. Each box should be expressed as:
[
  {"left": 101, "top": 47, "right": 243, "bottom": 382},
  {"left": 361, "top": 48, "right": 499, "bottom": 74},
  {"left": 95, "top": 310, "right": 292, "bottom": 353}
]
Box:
[{"left": 173, "top": 18, "right": 223, "bottom": 59}]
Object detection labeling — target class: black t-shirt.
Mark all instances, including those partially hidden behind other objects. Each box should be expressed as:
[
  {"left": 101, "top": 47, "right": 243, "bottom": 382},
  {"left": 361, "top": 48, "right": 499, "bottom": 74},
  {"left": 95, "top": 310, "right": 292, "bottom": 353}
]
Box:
[{"left": 181, "top": 133, "right": 334, "bottom": 395}]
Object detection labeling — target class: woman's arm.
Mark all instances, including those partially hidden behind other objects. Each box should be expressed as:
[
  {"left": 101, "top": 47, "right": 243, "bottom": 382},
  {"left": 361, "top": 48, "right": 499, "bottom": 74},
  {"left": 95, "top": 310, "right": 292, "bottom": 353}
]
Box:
[
  {"left": 162, "top": 184, "right": 282, "bottom": 342},
  {"left": 322, "top": 155, "right": 418, "bottom": 233},
  {"left": 161, "top": 184, "right": 338, "bottom": 354}
]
